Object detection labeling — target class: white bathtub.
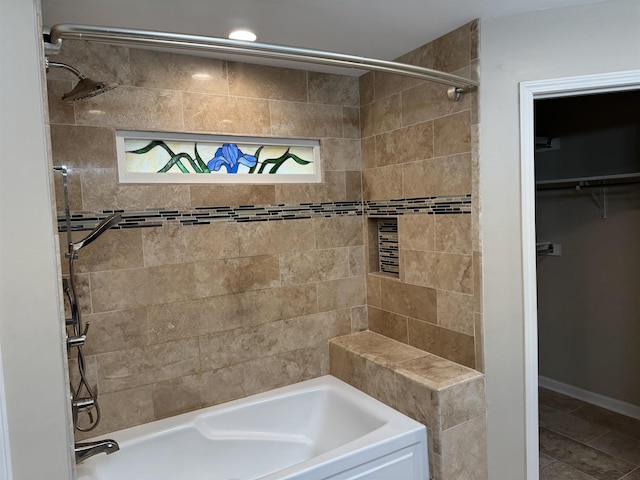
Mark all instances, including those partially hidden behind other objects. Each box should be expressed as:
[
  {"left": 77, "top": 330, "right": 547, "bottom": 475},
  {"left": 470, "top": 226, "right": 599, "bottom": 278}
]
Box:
[{"left": 75, "top": 375, "right": 428, "bottom": 480}]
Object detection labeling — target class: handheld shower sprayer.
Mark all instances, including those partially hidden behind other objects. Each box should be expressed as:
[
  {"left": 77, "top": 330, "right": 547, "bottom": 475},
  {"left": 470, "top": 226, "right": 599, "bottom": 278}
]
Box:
[
  {"left": 45, "top": 57, "right": 118, "bottom": 102},
  {"left": 71, "top": 213, "right": 122, "bottom": 252}
]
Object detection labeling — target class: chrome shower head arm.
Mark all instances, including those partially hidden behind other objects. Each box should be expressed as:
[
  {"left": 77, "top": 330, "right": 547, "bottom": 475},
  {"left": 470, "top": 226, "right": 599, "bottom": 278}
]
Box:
[
  {"left": 45, "top": 57, "right": 86, "bottom": 80},
  {"left": 72, "top": 213, "right": 122, "bottom": 252}
]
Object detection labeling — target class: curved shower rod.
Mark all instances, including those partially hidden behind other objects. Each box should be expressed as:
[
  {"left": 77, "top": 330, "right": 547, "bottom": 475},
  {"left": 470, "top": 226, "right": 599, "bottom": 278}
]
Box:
[{"left": 46, "top": 24, "right": 478, "bottom": 100}]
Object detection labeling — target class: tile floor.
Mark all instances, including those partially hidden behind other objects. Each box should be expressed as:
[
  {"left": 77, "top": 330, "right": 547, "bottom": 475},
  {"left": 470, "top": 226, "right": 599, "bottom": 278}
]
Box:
[{"left": 539, "top": 387, "right": 640, "bottom": 480}]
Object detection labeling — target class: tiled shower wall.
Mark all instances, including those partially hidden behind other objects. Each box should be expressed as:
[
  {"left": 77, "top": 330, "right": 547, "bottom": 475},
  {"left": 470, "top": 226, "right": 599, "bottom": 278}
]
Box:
[
  {"left": 360, "top": 21, "right": 483, "bottom": 370},
  {"left": 47, "top": 20, "right": 484, "bottom": 440},
  {"left": 48, "top": 40, "right": 366, "bottom": 438}
]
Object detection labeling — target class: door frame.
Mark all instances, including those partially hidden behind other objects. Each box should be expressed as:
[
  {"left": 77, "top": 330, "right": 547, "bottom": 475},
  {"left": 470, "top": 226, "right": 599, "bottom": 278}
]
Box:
[{"left": 519, "top": 69, "right": 640, "bottom": 480}]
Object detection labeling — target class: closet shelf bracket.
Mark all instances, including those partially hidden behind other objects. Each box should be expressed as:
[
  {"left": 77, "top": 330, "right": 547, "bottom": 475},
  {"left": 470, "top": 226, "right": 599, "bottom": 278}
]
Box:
[{"left": 576, "top": 182, "right": 607, "bottom": 219}]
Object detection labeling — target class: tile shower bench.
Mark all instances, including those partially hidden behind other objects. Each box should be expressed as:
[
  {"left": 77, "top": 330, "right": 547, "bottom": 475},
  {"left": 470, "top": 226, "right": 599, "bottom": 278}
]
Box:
[{"left": 329, "top": 331, "right": 488, "bottom": 480}]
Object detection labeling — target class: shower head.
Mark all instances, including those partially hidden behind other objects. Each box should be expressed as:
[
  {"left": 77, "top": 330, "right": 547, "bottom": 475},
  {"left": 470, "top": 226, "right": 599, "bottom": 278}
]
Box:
[
  {"left": 62, "top": 77, "right": 119, "bottom": 102},
  {"left": 45, "top": 58, "right": 118, "bottom": 102},
  {"left": 71, "top": 213, "right": 122, "bottom": 252}
]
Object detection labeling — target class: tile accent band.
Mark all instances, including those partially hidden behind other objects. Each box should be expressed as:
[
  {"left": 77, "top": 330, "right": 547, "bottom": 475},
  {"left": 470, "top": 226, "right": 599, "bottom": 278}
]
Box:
[{"left": 57, "top": 194, "right": 472, "bottom": 232}]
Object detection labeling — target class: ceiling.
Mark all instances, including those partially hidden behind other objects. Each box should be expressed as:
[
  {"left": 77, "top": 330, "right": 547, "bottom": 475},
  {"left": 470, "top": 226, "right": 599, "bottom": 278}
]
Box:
[{"left": 42, "top": 0, "right": 604, "bottom": 74}]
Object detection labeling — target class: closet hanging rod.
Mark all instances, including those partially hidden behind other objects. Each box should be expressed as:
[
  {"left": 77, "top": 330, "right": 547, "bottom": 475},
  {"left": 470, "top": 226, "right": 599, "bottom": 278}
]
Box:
[{"left": 45, "top": 24, "right": 478, "bottom": 99}]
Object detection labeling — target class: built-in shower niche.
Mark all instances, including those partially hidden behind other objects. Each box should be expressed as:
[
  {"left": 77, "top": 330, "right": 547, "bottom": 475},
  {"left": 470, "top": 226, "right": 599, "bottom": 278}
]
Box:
[{"left": 367, "top": 217, "right": 399, "bottom": 278}]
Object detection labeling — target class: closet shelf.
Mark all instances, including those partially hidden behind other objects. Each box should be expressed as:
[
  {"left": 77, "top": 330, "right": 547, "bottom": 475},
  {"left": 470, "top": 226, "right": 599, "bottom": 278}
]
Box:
[{"left": 536, "top": 172, "right": 640, "bottom": 190}]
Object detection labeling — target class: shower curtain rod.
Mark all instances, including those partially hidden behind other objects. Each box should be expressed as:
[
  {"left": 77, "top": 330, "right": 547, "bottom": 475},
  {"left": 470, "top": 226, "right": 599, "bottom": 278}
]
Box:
[{"left": 46, "top": 24, "right": 478, "bottom": 100}]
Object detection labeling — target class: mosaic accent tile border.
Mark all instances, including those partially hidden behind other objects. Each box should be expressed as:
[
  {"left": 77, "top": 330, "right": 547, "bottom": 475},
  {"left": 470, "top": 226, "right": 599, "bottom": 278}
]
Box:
[
  {"left": 57, "top": 194, "right": 472, "bottom": 232},
  {"left": 378, "top": 219, "right": 399, "bottom": 276}
]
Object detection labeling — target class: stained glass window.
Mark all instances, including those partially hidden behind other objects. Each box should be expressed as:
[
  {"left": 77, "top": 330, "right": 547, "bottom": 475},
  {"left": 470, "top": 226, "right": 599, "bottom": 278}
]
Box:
[{"left": 116, "top": 131, "right": 321, "bottom": 184}]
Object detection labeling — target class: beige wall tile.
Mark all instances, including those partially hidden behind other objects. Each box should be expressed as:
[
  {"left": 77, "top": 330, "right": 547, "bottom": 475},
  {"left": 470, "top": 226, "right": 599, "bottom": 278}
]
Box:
[
  {"left": 441, "top": 415, "right": 488, "bottom": 480},
  {"left": 47, "top": 80, "right": 76, "bottom": 124},
  {"left": 130, "top": 49, "right": 228, "bottom": 94},
  {"left": 147, "top": 283, "right": 316, "bottom": 343},
  {"left": 308, "top": 72, "right": 359, "bottom": 106},
  {"left": 439, "top": 377, "right": 486, "bottom": 430},
  {"left": 189, "top": 184, "right": 276, "bottom": 207},
  {"left": 270, "top": 101, "right": 344, "bottom": 138},
  {"left": 183, "top": 93, "right": 271, "bottom": 135},
  {"left": 315, "top": 215, "right": 364, "bottom": 248},
  {"left": 435, "top": 214, "right": 472, "bottom": 254},
  {"left": 408, "top": 319, "right": 476, "bottom": 368},
  {"left": 437, "top": 290, "right": 474, "bottom": 335},
  {"left": 401, "top": 80, "right": 470, "bottom": 127},
  {"left": 195, "top": 255, "right": 281, "bottom": 297},
  {"left": 403, "top": 153, "right": 472, "bottom": 198},
  {"left": 366, "top": 274, "right": 382, "bottom": 308},
  {"left": 142, "top": 222, "right": 239, "bottom": 267},
  {"left": 360, "top": 136, "right": 376, "bottom": 170},
  {"left": 97, "top": 338, "right": 200, "bottom": 393},
  {"left": 280, "top": 248, "right": 350, "bottom": 285},
  {"left": 364, "top": 361, "right": 397, "bottom": 408},
  {"left": 350, "top": 305, "right": 369, "bottom": 332},
  {"left": 403, "top": 250, "right": 473, "bottom": 294},
  {"left": 243, "top": 346, "right": 327, "bottom": 396},
  {"left": 76, "top": 385, "right": 154, "bottom": 440},
  {"left": 360, "top": 94, "right": 401, "bottom": 138},
  {"left": 74, "top": 86, "right": 184, "bottom": 131},
  {"left": 282, "top": 309, "right": 351, "bottom": 350},
  {"left": 152, "top": 365, "right": 245, "bottom": 419},
  {"left": 228, "top": 62, "right": 307, "bottom": 101},
  {"left": 368, "top": 306, "right": 408, "bottom": 344},
  {"left": 329, "top": 342, "right": 367, "bottom": 391},
  {"left": 63, "top": 272, "right": 91, "bottom": 316},
  {"left": 434, "top": 111, "right": 472, "bottom": 157},
  {"left": 376, "top": 122, "right": 434, "bottom": 167},
  {"left": 343, "top": 106, "right": 360, "bottom": 139},
  {"left": 50, "top": 125, "right": 116, "bottom": 169},
  {"left": 63, "top": 229, "right": 143, "bottom": 274},
  {"left": 395, "top": 353, "right": 481, "bottom": 391},
  {"left": 237, "top": 218, "right": 315, "bottom": 256},
  {"left": 200, "top": 322, "right": 284, "bottom": 370},
  {"left": 274, "top": 170, "right": 346, "bottom": 204},
  {"left": 317, "top": 276, "right": 366, "bottom": 312},
  {"left": 322, "top": 138, "right": 361, "bottom": 171},
  {"left": 349, "top": 245, "right": 366, "bottom": 276},
  {"left": 398, "top": 214, "right": 436, "bottom": 252},
  {"left": 395, "top": 374, "right": 438, "bottom": 428},
  {"left": 380, "top": 277, "right": 437, "bottom": 323},
  {"left": 91, "top": 263, "right": 198, "bottom": 312},
  {"left": 374, "top": 72, "right": 405, "bottom": 101},
  {"left": 345, "top": 171, "right": 362, "bottom": 201},
  {"left": 240, "top": 284, "right": 318, "bottom": 326},
  {"left": 362, "top": 165, "right": 403, "bottom": 200},
  {"left": 83, "top": 308, "right": 148, "bottom": 356},
  {"left": 146, "top": 295, "right": 243, "bottom": 344},
  {"left": 80, "top": 168, "right": 192, "bottom": 211},
  {"left": 48, "top": 40, "right": 131, "bottom": 85},
  {"left": 331, "top": 331, "right": 426, "bottom": 367},
  {"left": 431, "top": 23, "right": 471, "bottom": 73},
  {"left": 359, "top": 72, "right": 374, "bottom": 106}
]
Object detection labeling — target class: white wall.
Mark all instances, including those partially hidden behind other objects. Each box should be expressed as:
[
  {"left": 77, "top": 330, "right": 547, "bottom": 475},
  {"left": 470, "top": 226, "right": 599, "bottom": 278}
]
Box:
[
  {"left": 480, "top": 0, "right": 640, "bottom": 478},
  {"left": 0, "top": 0, "right": 74, "bottom": 478},
  {"left": 537, "top": 184, "right": 640, "bottom": 407}
]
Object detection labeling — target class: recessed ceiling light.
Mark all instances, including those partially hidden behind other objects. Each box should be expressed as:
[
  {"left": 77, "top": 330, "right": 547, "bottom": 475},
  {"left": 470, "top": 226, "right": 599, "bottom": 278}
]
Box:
[{"left": 227, "top": 29, "right": 257, "bottom": 42}]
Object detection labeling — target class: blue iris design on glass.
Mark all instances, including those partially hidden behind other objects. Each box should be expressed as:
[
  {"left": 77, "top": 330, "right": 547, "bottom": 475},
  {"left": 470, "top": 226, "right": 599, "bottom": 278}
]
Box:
[{"left": 207, "top": 144, "right": 257, "bottom": 174}]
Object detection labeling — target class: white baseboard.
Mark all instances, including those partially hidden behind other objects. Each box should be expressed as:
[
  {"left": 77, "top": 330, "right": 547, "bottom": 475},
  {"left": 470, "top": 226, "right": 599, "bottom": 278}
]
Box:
[{"left": 538, "top": 376, "right": 640, "bottom": 421}]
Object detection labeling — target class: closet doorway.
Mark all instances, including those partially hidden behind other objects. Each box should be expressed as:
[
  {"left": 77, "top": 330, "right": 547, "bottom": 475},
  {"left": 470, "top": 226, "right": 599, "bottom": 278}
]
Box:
[
  {"left": 535, "top": 90, "right": 640, "bottom": 479},
  {"left": 519, "top": 70, "right": 640, "bottom": 480}
]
